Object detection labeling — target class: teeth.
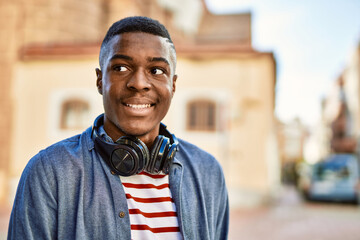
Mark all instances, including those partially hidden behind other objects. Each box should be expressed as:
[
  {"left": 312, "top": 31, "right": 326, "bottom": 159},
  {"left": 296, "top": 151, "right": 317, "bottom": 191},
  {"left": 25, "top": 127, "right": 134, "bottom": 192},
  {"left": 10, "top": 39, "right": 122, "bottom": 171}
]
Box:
[{"left": 126, "top": 104, "right": 151, "bottom": 109}]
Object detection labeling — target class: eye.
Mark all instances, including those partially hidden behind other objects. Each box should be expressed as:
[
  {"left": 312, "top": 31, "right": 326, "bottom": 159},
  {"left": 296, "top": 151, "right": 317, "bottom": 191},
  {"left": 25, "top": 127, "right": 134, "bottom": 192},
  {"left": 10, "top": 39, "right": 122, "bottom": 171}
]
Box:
[
  {"left": 113, "top": 65, "right": 128, "bottom": 72},
  {"left": 150, "top": 68, "right": 164, "bottom": 75}
]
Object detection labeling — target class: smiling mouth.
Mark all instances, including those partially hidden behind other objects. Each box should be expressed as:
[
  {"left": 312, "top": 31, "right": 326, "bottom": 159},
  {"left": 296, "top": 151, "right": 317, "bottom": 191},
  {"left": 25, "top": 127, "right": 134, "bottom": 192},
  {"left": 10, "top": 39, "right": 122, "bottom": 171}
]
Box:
[{"left": 125, "top": 103, "right": 154, "bottom": 109}]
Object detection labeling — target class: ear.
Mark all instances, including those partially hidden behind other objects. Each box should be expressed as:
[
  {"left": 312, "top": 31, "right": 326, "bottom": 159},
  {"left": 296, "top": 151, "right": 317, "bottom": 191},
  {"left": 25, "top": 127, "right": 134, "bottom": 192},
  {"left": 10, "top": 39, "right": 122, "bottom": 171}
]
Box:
[
  {"left": 172, "top": 74, "right": 177, "bottom": 95},
  {"left": 95, "top": 68, "right": 103, "bottom": 95}
]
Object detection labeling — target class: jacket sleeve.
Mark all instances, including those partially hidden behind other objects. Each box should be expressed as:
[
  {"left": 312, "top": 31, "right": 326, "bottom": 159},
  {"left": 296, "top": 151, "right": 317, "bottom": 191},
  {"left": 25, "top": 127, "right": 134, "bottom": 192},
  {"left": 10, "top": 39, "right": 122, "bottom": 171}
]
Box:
[
  {"left": 215, "top": 171, "right": 230, "bottom": 240},
  {"left": 8, "top": 151, "right": 58, "bottom": 240}
]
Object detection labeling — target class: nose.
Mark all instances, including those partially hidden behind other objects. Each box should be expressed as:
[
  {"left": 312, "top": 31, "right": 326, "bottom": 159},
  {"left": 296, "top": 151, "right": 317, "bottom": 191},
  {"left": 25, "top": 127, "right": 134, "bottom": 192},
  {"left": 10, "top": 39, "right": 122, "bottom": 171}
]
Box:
[{"left": 126, "top": 69, "right": 151, "bottom": 91}]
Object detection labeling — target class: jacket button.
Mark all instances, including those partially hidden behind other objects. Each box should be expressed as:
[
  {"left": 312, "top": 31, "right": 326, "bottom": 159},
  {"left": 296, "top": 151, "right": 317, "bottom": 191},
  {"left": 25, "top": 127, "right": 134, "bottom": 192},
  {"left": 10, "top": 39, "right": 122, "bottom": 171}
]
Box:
[
  {"left": 111, "top": 170, "right": 116, "bottom": 175},
  {"left": 119, "top": 211, "right": 126, "bottom": 218}
]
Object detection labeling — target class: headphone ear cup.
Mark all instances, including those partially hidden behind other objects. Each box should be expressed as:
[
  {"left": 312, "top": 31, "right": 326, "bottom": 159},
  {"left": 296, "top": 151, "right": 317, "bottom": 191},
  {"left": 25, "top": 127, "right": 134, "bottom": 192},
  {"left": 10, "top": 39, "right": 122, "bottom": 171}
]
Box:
[
  {"left": 148, "top": 136, "right": 162, "bottom": 173},
  {"left": 162, "top": 144, "right": 177, "bottom": 174},
  {"left": 148, "top": 136, "right": 170, "bottom": 174},
  {"left": 115, "top": 136, "right": 150, "bottom": 175},
  {"left": 110, "top": 144, "right": 140, "bottom": 176}
]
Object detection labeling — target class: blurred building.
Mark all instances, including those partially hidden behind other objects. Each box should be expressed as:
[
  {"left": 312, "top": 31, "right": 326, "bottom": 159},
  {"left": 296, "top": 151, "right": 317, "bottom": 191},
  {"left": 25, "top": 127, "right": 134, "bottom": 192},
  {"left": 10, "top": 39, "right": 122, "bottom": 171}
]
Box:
[
  {"left": 276, "top": 118, "right": 308, "bottom": 184},
  {"left": 0, "top": 0, "right": 278, "bottom": 208},
  {"left": 316, "top": 42, "right": 360, "bottom": 159},
  {"left": 341, "top": 42, "right": 360, "bottom": 146}
]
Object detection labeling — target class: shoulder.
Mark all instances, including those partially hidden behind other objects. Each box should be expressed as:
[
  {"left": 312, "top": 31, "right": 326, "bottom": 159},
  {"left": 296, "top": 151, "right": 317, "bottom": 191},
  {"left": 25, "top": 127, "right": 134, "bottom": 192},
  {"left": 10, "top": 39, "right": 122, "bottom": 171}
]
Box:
[
  {"left": 42, "top": 133, "right": 82, "bottom": 158},
  {"left": 40, "top": 127, "right": 92, "bottom": 159},
  {"left": 24, "top": 127, "right": 92, "bottom": 177},
  {"left": 176, "top": 138, "right": 224, "bottom": 177},
  {"left": 177, "top": 138, "right": 215, "bottom": 159},
  {"left": 37, "top": 134, "right": 82, "bottom": 165}
]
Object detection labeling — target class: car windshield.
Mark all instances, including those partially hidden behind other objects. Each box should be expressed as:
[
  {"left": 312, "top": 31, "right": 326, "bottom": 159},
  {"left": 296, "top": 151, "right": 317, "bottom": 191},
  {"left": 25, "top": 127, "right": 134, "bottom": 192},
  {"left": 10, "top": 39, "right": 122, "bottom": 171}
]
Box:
[
  {"left": 314, "top": 156, "right": 356, "bottom": 181},
  {"left": 315, "top": 164, "right": 349, "bottom": 181}
]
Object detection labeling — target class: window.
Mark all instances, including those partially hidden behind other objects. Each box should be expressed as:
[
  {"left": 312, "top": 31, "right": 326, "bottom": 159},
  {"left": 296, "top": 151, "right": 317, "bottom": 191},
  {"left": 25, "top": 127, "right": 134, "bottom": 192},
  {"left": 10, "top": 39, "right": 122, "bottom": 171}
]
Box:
[
  {"left": 187, "top": 100, "right": 216, "bottom": 131},
  {"left": 60, "top": 99, "right": 90, "bottom": 130}
]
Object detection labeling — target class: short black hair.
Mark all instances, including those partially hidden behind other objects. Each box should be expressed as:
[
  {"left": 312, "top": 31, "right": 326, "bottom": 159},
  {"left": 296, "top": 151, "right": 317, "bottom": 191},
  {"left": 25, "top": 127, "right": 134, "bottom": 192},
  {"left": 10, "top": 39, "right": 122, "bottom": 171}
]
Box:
[{"left": 99, "top": 16, "right": 176, "bottom": 70}]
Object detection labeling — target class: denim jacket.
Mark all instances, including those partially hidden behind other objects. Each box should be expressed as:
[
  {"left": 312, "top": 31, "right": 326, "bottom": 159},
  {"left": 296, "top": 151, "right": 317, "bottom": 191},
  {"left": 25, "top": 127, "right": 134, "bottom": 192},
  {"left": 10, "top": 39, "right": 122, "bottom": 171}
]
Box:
[{"left": 8, "top": 125, "right": 229, "bottom": 239}]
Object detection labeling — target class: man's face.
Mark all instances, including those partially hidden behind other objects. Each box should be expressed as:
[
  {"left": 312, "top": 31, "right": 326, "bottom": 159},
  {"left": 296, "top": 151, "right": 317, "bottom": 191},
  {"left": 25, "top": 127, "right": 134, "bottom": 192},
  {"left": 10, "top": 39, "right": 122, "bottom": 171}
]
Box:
[{"left": 96, "top": 32, "right": 177, "bottom": 146}]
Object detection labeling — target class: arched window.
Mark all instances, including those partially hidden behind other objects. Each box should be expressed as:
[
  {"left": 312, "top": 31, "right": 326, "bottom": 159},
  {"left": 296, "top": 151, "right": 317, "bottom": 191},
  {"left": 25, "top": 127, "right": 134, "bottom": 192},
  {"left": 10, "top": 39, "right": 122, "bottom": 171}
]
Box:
[
  {"left": 60, "top": 99, "right": 90, "bottom": 130},
  {"left": 187, "top": 100, "right": 216, "bottom": 131}
]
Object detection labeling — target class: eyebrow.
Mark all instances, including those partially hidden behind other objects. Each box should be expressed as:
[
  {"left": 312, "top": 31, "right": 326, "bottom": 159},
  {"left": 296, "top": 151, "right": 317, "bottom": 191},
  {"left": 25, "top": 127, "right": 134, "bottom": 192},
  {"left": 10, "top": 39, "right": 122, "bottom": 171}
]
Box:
[
  {"left": 109, "top": 54, "right": 133, "bottom": 62},
  {"left": 109, "top": 54, "right": 170, "bottom": 66},
  {"left": 148, "top": 57, "right": 170, "bottom": 66}
]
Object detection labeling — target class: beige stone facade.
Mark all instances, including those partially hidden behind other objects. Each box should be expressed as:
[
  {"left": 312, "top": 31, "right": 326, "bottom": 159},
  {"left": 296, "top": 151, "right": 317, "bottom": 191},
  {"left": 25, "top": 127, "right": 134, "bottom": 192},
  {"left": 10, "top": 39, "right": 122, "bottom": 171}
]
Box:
[{"left": 0, "top": 0, "right": 278, "bottom": 207}]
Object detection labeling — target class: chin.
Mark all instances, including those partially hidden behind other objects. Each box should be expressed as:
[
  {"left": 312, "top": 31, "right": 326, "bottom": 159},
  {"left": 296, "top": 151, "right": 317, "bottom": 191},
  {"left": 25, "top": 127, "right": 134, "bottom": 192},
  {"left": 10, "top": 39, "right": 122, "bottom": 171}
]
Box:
[{"left": 119, "top": 122, "right": 158, "bottom": 138}]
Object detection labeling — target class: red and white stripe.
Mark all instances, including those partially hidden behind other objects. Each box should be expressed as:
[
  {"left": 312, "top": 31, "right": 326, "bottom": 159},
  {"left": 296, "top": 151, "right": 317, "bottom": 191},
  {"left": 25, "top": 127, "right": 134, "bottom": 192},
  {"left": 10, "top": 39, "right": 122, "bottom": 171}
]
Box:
[{"left": 120, "top": 172, "right": 182, "bottom": 240}]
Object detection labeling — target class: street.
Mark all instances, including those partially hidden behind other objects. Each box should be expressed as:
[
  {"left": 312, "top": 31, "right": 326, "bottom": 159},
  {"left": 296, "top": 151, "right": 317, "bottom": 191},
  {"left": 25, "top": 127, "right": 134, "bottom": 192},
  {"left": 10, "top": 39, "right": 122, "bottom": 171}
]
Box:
[
  {"left": 228, "top": 186, "right": 360, "bottom": 240},
  {"left": 1, "top": 186, "right": 360, "bottom": 239}
]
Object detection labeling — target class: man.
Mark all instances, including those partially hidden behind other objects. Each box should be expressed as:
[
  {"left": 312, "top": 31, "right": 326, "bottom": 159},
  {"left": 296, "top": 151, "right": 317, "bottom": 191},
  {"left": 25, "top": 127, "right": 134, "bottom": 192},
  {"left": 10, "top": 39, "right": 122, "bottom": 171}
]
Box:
[{"left": 8, "top": 16, "right": 229, "bottom": 240}]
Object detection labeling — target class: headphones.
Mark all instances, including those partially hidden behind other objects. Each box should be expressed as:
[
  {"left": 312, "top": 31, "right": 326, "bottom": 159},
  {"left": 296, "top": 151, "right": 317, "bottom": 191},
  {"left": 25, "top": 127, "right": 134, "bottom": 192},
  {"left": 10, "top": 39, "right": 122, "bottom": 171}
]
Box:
[{"left": 92, "top": 114, "right": 178, "bottom": 176}]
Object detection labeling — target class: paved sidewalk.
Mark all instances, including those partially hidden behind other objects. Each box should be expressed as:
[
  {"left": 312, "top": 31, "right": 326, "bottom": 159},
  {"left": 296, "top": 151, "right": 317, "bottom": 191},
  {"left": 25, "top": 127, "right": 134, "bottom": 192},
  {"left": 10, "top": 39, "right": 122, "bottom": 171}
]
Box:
[{"left": 228, "top": 186, "right": 360, "bottom": 240}]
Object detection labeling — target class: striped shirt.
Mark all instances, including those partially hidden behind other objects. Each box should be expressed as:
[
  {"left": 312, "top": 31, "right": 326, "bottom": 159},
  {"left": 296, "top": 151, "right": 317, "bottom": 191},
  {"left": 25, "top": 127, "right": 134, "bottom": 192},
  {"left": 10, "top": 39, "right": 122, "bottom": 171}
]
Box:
[{"left": 120, "top": 172, "right": 182, "bottom": 240}]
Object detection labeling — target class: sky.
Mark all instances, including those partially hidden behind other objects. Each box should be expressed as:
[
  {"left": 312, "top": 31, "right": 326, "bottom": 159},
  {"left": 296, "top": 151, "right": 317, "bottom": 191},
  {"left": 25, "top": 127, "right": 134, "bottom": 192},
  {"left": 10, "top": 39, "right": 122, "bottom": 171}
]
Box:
[{"left": 205, "top": 0, "right": 360, "bottom": 127}]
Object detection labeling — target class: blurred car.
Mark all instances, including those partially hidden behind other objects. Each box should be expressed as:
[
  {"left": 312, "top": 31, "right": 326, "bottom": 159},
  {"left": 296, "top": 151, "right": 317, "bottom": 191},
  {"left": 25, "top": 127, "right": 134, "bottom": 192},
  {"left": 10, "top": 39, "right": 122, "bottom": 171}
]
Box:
[{"left": 306, "top": 154, "right": 360, "bottom": 203}]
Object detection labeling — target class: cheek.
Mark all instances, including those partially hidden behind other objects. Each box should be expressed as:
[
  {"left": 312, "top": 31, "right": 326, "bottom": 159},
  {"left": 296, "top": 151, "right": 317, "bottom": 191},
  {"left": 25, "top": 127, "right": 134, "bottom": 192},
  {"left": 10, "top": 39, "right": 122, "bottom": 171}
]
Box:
[
  {"left": 102, "top": 86, "right": 120, "bottom": 111},
  {"left": 103, "top": 80, "right": 121, "bottom": 98},
  {"left": 158, "top": 83, "right": 172, "bottom": 97},
  {"left": 159, "top": 88, "right": 173, "bottom": 110}
]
